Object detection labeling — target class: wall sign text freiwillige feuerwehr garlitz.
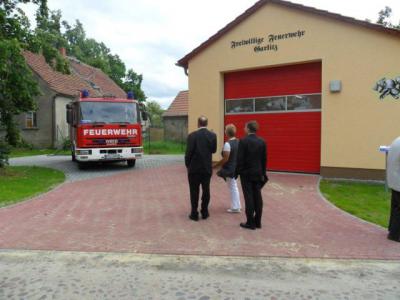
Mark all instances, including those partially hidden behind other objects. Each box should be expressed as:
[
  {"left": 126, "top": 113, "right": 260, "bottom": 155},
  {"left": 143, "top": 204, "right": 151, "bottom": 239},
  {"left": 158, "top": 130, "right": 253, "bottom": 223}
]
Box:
[{"left": 230, "top": 30, "right": 306, "bottom": 53}]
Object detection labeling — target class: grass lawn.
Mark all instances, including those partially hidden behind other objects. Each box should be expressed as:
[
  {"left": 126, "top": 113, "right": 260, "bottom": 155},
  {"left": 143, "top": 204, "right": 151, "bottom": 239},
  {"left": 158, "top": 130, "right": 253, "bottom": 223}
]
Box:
[
  {"left": 0, "top": 166, "right": 65, "bottom": 208},
  {"left": 144, "top": 141, "right": 186, "bottom": 154},
  {"left": 320, "top": 179, "right": 391, "bottom": 228},
  {"left": 10, "top": 148, "right": 70, "bottom": 158}
]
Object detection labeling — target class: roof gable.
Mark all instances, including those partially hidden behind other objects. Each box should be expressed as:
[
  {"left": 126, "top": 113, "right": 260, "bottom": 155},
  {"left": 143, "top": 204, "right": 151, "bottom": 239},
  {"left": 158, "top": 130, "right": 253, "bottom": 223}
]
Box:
[
  {"left": 23, "top": 51, "right": 98, "bottom": 97},
  {"left": 68, "top": 58, "right": 126, "bottom": 98},
  {"left": 163, "top": 90, "right": 188, "bottom": 117},
  {"left": 23, "top": 51, "right": 126, "bottom": 98},
  {"left": 177, "top": 0, "right": 400, "bottom": 69}
]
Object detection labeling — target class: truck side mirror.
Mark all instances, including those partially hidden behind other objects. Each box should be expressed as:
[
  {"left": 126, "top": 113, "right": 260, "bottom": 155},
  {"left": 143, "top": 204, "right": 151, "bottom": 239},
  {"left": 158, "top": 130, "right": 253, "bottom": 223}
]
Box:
[
  {"left": 66, "top": 104, "right": 73, "bottom": 124},
  {"left": 141, "top": 111, "right": 148, "bottom": 121}
]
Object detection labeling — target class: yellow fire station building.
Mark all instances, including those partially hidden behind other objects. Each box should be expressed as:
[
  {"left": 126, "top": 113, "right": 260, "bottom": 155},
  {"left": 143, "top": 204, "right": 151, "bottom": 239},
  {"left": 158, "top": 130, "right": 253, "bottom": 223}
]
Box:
[{"left": 177, "top": 0, "right": 400, "bottom": 180}]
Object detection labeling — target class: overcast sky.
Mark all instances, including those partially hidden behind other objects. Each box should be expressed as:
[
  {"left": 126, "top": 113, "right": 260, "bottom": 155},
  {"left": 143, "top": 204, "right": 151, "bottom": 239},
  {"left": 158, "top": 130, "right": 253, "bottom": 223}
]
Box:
[{"left": 22, "top": 0, "right": 400, "bottom": 108}]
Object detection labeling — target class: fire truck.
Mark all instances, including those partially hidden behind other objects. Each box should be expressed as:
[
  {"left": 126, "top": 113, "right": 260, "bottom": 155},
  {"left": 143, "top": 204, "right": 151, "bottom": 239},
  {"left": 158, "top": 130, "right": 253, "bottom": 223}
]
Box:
[{"left": 66, "top": 90, "right": 148, "bottom": 169}]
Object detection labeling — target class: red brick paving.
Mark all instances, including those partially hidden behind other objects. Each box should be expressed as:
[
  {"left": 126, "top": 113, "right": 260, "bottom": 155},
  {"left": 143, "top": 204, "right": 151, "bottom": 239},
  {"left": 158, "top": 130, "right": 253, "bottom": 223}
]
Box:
[{"left": 0, "top": 164, "right": 399, "bottom": 259}]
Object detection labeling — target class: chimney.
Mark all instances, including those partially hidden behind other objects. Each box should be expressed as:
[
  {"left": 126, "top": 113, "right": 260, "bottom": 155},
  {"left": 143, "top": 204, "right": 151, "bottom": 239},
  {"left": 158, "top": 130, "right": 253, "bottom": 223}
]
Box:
[{"left": 59, "top": 47, "right": 66, "bottom": 57}]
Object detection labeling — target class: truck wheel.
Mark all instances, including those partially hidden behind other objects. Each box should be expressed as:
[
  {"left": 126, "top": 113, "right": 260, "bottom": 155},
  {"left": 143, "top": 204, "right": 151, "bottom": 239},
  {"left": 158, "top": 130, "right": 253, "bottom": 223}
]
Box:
[{"left": 127, "top": 159, "right": 136, "bottom": 168}]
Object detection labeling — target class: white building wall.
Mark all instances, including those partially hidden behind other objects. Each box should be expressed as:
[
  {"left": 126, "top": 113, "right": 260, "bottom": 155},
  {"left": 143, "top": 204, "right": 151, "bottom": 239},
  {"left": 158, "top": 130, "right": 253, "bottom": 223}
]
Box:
[{"left": 54, "top": 96, "right": 74, "bottom": 148}]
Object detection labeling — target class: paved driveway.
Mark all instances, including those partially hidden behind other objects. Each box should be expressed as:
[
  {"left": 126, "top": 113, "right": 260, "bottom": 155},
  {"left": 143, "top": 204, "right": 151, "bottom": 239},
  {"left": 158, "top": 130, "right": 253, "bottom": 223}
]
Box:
[
  {"left": 10, "top": 154, "right": 183, "bottom": 182},
  {"left": 1, "top": 158, "right": 399, "bottom": 259}
]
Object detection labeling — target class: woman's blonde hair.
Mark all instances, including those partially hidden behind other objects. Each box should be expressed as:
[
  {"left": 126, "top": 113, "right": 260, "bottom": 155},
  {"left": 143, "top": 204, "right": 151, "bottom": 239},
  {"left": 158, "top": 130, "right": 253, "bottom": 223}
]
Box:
[{"left": 225, "top": 124, "right": 236, "bottom": 138}]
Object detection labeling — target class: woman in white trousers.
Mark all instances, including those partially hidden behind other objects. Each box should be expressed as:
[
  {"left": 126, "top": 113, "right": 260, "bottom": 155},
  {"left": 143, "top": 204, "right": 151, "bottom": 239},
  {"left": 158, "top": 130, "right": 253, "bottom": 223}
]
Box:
[{"left": 213, "top": 124, "right": 241, "bottom": 213}]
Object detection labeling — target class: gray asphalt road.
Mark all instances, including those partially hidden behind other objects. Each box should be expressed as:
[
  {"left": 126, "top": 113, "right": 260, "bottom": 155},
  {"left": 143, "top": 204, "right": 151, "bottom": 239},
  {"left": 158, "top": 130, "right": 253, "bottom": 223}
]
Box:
[
  {"left": 9, "top": 154, "right": 184, "bottom": 182},
  {"left": 0, "top": 251, "right": 399, "bottom": 300}
]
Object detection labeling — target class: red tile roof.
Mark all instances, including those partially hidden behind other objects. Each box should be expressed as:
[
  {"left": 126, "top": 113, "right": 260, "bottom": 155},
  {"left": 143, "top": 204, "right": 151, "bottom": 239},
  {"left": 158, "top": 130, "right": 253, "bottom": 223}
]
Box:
[
  {"left": 23, "top": 51, "right": 126, "bottom": 98},
  {"left": 177, "top": 0, "right": 400, "bottom": 68},
  {"left": 23, "top": 51, "right": 98, "bottom": 97},
  {"left": 69, "top": 58, "right": 126, "bottom": 98},
  {"left": 163, "top": 90, "right": 188, "bottom": 117}
]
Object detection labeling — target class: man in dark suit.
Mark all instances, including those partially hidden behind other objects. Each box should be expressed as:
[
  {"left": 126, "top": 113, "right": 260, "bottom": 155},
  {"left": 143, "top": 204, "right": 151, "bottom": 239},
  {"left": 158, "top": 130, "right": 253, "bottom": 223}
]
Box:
[
  {"left": 236, "top": 121, "right": 268, "bottom": 230},
  {"left": 387, "top": 136, "right": 400, "bottom": 242},
  {"left": 185, "top": 116, "right": 217, "bottom": 221}
]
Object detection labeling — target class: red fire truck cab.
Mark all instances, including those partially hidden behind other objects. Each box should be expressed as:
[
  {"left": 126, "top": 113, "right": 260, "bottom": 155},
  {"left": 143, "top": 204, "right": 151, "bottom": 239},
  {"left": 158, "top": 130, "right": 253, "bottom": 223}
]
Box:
[{"left": 66, "top": 91, "right": 147, "bottom": 168}]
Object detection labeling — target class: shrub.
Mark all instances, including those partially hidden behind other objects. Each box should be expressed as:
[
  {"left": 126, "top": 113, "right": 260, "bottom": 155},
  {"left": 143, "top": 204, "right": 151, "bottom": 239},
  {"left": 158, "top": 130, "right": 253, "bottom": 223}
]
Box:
[
  {"left": 17, "top": 139, "right": 34, "bottom": 150},
  {"left": 62, "top": 138, "right": 72, "bottom": 151}
]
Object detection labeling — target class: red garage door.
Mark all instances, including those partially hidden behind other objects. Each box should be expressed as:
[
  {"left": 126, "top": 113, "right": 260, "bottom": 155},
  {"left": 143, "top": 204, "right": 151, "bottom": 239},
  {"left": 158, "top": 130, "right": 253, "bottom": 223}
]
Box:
[{"left": 224, "top": 62, "right": 322, "bottom": 173}]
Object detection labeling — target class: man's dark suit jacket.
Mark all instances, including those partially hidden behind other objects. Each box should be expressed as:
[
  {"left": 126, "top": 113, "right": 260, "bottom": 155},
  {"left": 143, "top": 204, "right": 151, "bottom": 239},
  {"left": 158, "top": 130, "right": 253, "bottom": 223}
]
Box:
[
  {"left": 185, "top": 128, "right": 217, "bottom": 174},
  {"left": 236, "top": 134, "right": 267, "bottom": 182}
]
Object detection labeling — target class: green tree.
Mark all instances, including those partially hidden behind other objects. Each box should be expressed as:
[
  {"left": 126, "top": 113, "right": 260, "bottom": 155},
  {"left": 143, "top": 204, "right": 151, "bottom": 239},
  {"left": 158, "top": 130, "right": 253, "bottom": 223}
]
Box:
[
  {"left": 146, "top": 101, "right": 164, "bottom": 128},
  {"left": 62, "top": 19, "right": 145, "bottom": 99},
  {"left": 30, "top": 3, "right": 70, "bottom": 73},
  {"left": 0, "top": 39, "right": 40, "bottom": 146},
  {"left": 35, "top": 0, "right": 49, "bottom": 30},
  {"left": 0, "top": 0, "right": 41, "bottom": 148},
  {"left": 377, "top": 6, "right": 400, "bottom": 29},
  {"left": 0, "top": 0, "right": 147, "bottom": 153},
  {"left": 1, "top": 0, "right": 36, "bottom": 42},
  {"left": 123, "top": 69, "right": 146, "bottom": 102},
  {"left": 108, "top": 53, "right": 126, "bottom": 88},
  {"left": 0, "top": 140, "right": 10, "bottom": 168}
]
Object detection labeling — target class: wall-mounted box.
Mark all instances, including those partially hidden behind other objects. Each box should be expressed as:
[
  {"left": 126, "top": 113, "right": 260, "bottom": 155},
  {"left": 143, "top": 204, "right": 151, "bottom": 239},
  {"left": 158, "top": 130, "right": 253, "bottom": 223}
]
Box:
[{"left": 330, "top": 80, "right": 342, "bottom": 93}]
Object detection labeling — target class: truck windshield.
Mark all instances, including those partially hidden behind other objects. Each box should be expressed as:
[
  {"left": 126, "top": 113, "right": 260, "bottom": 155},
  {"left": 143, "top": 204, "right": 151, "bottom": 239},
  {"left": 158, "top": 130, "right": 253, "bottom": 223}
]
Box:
[{"left": 80, "top": 102, "right": 137, "bottom": 124}]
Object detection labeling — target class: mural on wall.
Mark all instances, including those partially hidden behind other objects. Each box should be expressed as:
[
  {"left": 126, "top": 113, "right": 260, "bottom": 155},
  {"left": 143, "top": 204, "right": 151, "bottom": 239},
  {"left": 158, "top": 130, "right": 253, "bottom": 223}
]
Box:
[{"left": 373, "top": 77, "right": 400, "bottom": 99}]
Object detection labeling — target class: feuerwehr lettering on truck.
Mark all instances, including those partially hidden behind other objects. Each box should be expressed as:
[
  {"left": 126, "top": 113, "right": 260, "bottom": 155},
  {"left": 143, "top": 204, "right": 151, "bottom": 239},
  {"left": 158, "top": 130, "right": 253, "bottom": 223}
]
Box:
[{"left": 83, "top": 128, "right": 138, "bottom": 137}]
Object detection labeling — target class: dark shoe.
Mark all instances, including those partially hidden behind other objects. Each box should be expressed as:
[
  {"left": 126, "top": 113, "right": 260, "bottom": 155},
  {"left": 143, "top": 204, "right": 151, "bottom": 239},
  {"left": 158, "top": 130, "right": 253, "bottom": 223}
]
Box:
[
  {"left": 201, "top": 212, "right": 209, "bottom": 220},
  {"left": 240, "top": 223, "right": 256, "bottom": 230},
  {"left": 217, "top": 170, "right": 227, "bottom": 182},
  {"left": 387, "top": 233, "right": 400, "bottom": 242},
  {"left": 256, "top": 224, "right": 262, "bottom": 229},
  {"left": 189, "top": 214, "right": 199, "bottom": 221}
]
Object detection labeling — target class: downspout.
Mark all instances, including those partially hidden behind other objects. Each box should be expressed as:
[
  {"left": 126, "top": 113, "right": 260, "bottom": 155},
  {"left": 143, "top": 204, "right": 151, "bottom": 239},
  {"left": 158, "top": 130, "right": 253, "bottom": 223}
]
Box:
[{"left": 52, "top": 94, "right": 57, "bottom": 148}]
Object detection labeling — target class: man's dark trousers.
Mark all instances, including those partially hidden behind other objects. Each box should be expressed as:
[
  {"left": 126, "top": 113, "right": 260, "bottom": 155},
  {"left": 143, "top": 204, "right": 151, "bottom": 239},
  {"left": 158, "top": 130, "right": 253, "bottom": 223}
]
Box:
[
  {"left": 188, "top": 173, "right": 211, "bottom": 217},
  {"left": 240, "top": 177, "right": 263, "bottom": 227},
  {"left": 236, "top": 133, "right": 267, "bottom": 228},
  {"left": 389, "top": 190, "right": 400, "bottom": 239},
  {"left": 185, "top": 127, "right": 217, "bottom": 218}
]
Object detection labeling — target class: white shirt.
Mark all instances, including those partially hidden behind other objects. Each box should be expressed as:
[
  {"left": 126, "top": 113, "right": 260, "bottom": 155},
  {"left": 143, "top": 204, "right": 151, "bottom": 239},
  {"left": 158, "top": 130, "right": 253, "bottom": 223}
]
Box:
[
  {"left": 223, "top": 138, "right": 236, "bottom": 152},
  {"left": 388, "top": 136, "right": 400, "bottom": 192},
  {"left": 223, "top": 142, "right": 231, "bottom": 152}
]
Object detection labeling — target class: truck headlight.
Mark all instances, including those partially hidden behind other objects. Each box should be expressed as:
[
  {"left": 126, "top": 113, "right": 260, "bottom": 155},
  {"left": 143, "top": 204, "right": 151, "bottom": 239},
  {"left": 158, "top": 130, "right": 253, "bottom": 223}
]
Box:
[{"left": 131, "top": 147, "right": 143, "bottom": 153}]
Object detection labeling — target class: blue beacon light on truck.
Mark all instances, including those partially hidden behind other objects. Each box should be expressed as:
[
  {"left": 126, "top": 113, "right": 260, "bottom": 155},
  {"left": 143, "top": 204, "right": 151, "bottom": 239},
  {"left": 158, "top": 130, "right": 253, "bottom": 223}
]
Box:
[
  {"left": 81, "top": 89, "right": 90, "bottom": 98},
  {"left": 127, "top": 91, "right": 135, "bottom": 99}
]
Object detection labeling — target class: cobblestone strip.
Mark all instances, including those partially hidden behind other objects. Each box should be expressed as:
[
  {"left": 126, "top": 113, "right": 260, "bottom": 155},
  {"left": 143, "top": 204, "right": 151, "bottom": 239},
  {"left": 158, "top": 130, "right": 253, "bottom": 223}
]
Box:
[{"left": 0, "top": 251, "right": 399, "bottom": 300}]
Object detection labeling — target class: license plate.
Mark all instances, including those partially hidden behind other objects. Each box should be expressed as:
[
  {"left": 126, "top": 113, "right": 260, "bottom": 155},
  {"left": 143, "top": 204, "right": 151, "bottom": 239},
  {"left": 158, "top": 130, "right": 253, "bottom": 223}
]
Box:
[
  {"left": 105, "top": 154, "right": 119, "bottom": 159},
  {"left": 106, "top": 139, "right": 118, "bottom": 145}
]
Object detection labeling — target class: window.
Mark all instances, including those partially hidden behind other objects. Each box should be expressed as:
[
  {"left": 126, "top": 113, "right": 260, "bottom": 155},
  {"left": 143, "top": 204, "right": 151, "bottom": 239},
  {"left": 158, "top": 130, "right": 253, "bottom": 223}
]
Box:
[
  {"left": 25, "top": 111, "right": 38, "bottom": 128},
  {"left": 225, "top": 94, "right": 321, "bottom": 114},
  {"left": 287, "top": 94, "right": 321, "bottom": 110},
  {"left": 80, "top": 102, "right": 138, "bottom": 124},
  {"left": 225, "top": 99, "right": 254, "bottom": 114},
  {"left": 255, "top": 97, "right": 286, "bottom": 112}
]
